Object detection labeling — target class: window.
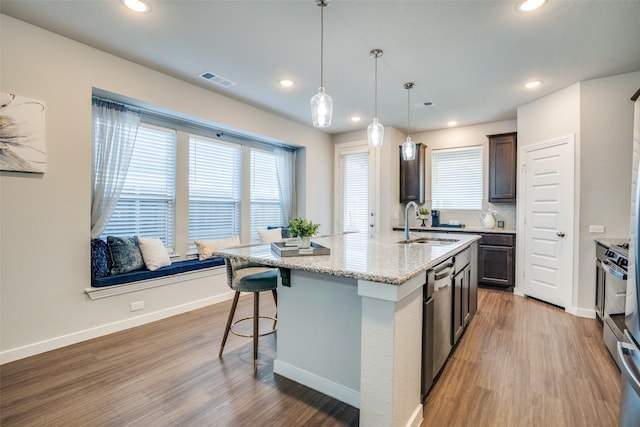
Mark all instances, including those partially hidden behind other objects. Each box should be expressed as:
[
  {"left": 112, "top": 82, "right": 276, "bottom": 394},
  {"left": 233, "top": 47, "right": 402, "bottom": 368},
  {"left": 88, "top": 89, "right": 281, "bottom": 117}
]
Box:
[
  {"left": 99, "top": 124, "right": 176, "bottom": 249},
  {"left": 189, "top": 136, "right": 241, "bottom": 244},
  {"left": 92, "top": 96, "right": 296, "bottom": 258},
  {"left": 250, "top": 149, "right": 283, "bottom": 242},
  {"left": 431, "top": 146, "right": 483, "bottom": 210},
  {"left": 341, "top": 151, "right": 370, "bottom": 233}
]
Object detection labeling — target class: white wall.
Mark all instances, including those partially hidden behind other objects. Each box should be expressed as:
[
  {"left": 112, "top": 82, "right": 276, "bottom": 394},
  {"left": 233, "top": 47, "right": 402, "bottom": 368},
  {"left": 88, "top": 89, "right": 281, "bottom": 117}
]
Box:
[
  {"left": 0, "top": 15, "right": 334, "bottom": 362},
  {"left": 410, "top": 120, "right": 518, "bottom": 230},
  {"left": 517, "top": 72, "right": 640, "bottom": 316}
]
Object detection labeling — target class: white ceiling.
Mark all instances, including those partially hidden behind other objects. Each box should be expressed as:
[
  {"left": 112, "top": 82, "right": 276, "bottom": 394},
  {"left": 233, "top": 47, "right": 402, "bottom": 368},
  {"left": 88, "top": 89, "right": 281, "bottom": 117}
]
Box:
[{"left": 2, "top": 0, "right": 640, "bottom": 135}]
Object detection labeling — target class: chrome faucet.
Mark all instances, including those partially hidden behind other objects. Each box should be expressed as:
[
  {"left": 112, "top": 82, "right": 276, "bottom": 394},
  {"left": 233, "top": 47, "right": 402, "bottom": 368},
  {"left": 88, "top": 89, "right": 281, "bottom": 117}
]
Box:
[{"left": 404, "top": 201, "right": 419, "bottom": 240}]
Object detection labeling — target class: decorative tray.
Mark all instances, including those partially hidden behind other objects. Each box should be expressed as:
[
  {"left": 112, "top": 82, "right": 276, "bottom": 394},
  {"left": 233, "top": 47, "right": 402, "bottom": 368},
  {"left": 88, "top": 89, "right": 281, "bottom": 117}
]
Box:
[{"left": 271, "top": 241, "right": 330, "bottom": 257}]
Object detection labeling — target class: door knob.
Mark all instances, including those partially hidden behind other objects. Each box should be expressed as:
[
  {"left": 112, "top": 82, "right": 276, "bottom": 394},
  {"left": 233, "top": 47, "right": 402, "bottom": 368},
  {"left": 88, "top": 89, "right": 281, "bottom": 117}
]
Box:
[{"left": 557, "top": 231, "right": 566, "bottom": 237}]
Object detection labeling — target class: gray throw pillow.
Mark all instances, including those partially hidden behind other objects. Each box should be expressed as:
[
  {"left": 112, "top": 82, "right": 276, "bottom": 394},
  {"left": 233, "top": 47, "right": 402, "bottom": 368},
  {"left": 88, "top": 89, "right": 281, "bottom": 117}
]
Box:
[{"left": 107, "top": 236, "right": 144, "bottom": 275}]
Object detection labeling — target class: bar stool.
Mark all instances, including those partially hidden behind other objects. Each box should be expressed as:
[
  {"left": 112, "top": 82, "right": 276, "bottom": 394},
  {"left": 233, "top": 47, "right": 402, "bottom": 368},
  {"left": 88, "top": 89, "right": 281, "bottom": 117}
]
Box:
[{"left": 218, "top": 258, "right": 278, "bottom": 373}]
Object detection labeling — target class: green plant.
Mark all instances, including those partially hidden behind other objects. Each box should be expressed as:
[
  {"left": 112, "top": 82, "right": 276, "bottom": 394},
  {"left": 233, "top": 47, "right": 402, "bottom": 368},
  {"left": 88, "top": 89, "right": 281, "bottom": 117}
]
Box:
[
  {"left": 419, "top": 207, "right": 430, "bottom": 216},
  {"left": 287, "top": 217, "right": 320, "bottom": 238}
]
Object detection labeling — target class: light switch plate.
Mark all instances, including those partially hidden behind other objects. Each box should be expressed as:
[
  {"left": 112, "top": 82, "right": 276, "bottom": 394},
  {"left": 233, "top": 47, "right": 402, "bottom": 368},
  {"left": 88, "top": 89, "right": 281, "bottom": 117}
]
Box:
[{"left": 589, "top": 225, "right": 605, "bottom": 233}]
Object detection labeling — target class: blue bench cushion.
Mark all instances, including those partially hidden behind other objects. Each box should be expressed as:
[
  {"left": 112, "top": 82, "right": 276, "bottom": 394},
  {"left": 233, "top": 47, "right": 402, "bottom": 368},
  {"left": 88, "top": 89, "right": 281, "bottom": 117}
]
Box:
[{"left": 91, "top": 257, "right": 225, "bottom": 288}]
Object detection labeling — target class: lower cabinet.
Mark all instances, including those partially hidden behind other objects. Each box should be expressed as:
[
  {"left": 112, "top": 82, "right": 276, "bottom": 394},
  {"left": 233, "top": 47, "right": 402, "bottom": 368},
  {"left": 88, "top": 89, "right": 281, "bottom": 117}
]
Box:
[
  {"left": 452, "top": 244, "right": 478, "bottom": 346},
  {"left": 478, "top": 233, "right": 515, "bottom": 289}
]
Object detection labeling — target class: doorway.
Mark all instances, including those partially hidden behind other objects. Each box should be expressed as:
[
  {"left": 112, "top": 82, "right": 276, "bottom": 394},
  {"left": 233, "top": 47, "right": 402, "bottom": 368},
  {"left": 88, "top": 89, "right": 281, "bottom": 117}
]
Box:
[{"left": 521, "top": 135, "right": 575, "bottom": 308}]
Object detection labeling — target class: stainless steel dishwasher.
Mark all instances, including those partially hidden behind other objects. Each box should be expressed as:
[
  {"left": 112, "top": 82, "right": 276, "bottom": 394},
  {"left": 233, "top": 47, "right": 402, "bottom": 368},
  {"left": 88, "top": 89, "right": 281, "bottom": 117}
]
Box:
[{"left": 422, "top": 257, "right": 455, "bottom": 400}]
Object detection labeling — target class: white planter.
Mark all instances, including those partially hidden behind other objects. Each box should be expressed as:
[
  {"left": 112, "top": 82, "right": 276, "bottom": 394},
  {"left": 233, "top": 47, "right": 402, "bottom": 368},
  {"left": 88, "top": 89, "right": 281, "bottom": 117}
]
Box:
[{"left": 297, "top": 236, "right": 311, "bottom": 249}]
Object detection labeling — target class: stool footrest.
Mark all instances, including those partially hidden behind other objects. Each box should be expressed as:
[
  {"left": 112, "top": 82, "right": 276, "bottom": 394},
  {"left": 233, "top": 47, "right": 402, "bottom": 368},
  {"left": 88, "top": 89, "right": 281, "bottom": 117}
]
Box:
[{"left": 230, "top": 316, "right": 277, "bottom": 338}]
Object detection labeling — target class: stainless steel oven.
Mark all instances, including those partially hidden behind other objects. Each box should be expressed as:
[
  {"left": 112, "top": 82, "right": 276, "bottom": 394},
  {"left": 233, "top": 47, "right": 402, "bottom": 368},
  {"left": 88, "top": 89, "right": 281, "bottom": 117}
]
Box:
[{"left": 596, "top": 242, "right": 628, "bottom": 368}]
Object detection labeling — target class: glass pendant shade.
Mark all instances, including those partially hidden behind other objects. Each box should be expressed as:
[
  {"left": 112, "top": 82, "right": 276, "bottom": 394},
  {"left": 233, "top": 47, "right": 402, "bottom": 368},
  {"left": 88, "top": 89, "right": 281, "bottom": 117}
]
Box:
[
  {"left": 311, "top": 87, "right": 333, "bottom": 128},
  {"left": 402, "top": 136, "right": 416, "bottom": 161},
  {"left": 367, "top": 117, "right": 384, "bottom": 147}
]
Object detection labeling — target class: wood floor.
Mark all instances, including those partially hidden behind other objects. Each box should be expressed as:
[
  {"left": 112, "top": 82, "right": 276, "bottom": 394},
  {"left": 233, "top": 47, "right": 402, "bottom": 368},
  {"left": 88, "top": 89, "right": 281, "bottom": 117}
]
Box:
[{"left": 0, "top": 289, "right": 621, "bottom": 426}]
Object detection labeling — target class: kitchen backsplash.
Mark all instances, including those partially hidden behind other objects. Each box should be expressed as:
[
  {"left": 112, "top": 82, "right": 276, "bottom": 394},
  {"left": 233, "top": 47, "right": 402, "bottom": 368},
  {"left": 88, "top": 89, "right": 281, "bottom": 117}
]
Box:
[{"left": 403, "top": 203, "right": 517, "bottom": 230}]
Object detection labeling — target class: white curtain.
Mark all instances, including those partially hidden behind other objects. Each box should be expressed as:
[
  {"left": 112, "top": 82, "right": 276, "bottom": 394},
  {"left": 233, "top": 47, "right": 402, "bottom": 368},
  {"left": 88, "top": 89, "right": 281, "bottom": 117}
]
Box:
[
  {"left": 91, "top": 99, "right": 141, "bottom": 238},
  {"left": 274, "top": 147, "right": 296, "bottom": 223}
]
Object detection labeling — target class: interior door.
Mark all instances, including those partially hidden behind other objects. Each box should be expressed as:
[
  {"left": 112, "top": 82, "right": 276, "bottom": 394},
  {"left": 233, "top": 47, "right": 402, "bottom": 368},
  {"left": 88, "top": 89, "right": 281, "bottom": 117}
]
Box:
[
  {"left": 335, "top": 143, "right": 376, "bottom": 236},
  {"left": 522, "top": 135, "right": 575, "bottom": 308}
]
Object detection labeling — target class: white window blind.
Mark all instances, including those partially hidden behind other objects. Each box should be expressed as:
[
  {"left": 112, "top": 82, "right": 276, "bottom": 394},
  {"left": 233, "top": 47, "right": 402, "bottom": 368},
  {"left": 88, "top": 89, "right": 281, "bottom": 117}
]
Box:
[
  {"left": 432, "top": 146, "right": 483, "bottom": 210},
  {"left": 342, "top": 151, "right": 369, "bottom": 233},
  {"left": 100, "top": 124, "right": 176, "bottom": 249},
  {"left": 189, "top": 137, "right": 241, "bottom": 244},
  {"left": 250, "top": 149, "right": 283, "bottom": 242}
]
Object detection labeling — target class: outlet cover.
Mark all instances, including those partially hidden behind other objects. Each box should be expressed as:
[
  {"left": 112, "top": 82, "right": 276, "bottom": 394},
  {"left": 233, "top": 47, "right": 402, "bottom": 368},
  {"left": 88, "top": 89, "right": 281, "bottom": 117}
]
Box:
[
  {"left": 589, "top": 225, "right": 605, "bottom": 233},
  {"left": 130, "top": 301, "right": 145, "bottom": 311}
]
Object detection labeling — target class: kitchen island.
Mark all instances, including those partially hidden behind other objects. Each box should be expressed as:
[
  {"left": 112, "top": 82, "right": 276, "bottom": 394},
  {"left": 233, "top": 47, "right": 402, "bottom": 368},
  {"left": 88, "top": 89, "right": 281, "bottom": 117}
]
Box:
[{"left": 214, "top": 231, "right": 480, "bottom": 427}]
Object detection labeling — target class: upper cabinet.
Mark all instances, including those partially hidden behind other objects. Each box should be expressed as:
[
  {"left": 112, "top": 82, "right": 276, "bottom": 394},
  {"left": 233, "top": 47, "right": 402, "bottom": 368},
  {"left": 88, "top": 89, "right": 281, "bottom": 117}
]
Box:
[
  {"left": 399, "top": 143, "right": 426, "bottom": 203},
  {"left": 488, "top": 132, "right": 517, "bottom": 203}
]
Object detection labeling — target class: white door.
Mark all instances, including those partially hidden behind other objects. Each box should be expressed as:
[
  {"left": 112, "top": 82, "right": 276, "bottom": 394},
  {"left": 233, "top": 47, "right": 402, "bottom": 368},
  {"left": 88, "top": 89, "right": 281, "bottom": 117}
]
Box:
[
  {"left": 335, "top": 142, "right": 377, "bottom": 236},
  {"left": 522, "top": 135, "right": 575, "bottom": 308}
]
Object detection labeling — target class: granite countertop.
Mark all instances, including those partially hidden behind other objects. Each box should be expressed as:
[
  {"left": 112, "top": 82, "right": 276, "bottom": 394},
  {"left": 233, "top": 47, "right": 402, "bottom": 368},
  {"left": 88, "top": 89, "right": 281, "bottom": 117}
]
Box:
[
  {"left": 213, "top": 231, "right": 481, "bottom": 286},
  {"left": 393, "top": 225, "right": 516, "bottom": 235},
  {"left": 594, "top": 237, "right": 629, "bottom": 248}
]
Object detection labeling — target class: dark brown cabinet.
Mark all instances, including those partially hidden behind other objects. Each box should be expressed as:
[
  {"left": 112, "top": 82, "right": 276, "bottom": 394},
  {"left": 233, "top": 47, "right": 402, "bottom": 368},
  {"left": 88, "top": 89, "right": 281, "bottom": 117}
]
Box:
[
  {"left": 488, "top": 132, "right": 517, "bottom": 203},
  {"left": 478, "top": 233, "right": 515, "bottom": 289},
  {"left": 399, "top": 143, "right": 425, "bottom": 203},
  {"left": 452, "top": 245, "right": 477, "bottom": 346}
]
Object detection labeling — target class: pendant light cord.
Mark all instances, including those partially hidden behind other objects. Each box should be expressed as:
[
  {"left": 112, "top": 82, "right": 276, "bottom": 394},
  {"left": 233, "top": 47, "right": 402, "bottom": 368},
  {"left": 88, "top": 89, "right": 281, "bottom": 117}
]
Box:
[
  {"left": 374, "top": 55, "right": 378, "bottom": 117},
  {"left": 406, "top": 85, "right": 411, "bottom": 137},
  {"left": 320, "top": 2, "right": 324, "bottom": 88}
]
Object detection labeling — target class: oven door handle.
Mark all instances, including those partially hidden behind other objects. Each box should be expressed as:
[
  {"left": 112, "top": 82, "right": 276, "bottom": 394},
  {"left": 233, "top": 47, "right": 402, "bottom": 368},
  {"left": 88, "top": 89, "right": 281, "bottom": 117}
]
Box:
[{"left": 602, "top": 260, "right": 628, "bottom": 280}]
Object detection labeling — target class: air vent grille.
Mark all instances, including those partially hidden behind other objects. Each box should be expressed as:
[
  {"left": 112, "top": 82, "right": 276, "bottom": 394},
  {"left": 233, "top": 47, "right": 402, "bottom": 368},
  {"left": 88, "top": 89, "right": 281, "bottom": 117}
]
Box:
[
  {"left": 415, "top": 100, "right": 435, "bottom": 108},
  {"left": 198, "top": 71, "right": 236, "bottom": 88}
]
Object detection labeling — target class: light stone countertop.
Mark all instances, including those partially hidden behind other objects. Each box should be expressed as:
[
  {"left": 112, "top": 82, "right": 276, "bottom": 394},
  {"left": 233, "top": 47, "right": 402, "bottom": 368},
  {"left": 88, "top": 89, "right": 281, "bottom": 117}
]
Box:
[
  {"left": 594, "top": 237, "right": 629, "bottom": 249},
  {"left": 213, "top": 231, "right": 481, "bottom": 285},
  {"left": 394, "top": 225, "right": 516, "bottom": 234}
]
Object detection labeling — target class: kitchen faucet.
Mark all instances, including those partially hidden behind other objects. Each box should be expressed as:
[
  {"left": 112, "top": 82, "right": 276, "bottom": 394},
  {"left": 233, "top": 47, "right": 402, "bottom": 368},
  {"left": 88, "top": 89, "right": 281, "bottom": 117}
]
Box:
[{"left": 404, "top": 201, "right": 419, "bottom": 240}]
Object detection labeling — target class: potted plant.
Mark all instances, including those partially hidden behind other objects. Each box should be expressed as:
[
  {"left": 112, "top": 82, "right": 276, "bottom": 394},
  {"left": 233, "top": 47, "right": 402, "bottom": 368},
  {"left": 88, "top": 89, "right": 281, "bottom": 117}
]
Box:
[{"left": 287, "top": 217, "right": 320, "bottom": 249}]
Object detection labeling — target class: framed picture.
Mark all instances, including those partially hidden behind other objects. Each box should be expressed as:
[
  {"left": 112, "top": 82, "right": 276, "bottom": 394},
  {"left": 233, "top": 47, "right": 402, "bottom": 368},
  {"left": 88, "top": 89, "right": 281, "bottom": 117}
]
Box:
[{"left": 1, "top": 92, "right": 47, "bottom": 173}]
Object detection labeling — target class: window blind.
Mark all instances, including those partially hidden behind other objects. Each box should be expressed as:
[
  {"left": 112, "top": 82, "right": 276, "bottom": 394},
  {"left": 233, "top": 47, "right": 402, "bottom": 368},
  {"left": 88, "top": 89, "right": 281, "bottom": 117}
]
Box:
[
  {"left": 99, "top": 124, "right": 176, "bottom": 248},
  {"left": 250, "top": 149, "right": 283, "bottom": 242},
  {"left": 342, "top": 151, "right": 369, "bottom": 233},
  {"left": 189, "top": 136, "right": 241, "bottom": 244},
  {"left": 432, "top": 146, "right": 483, "bottom": 210}
]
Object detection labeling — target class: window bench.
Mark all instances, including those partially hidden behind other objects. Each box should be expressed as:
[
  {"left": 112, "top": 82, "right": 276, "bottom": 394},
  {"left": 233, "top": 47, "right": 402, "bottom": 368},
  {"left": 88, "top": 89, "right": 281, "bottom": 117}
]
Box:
[{"left": 86, "top": 257, "right": 226, "bottom": 300}]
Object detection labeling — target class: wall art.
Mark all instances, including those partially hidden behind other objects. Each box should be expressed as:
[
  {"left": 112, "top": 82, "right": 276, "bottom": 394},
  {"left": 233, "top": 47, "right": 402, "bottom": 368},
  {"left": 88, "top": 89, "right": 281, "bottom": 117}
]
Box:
[{"left": 1, "top": 92, "right": 47, "bottom": 173}]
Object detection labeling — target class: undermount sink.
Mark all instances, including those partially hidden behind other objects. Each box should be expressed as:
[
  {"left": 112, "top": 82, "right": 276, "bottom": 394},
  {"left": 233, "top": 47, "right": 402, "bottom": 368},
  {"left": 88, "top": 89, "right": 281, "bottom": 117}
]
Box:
[{"left": 397, "top": 237, "right": 460, "bottom": 245}]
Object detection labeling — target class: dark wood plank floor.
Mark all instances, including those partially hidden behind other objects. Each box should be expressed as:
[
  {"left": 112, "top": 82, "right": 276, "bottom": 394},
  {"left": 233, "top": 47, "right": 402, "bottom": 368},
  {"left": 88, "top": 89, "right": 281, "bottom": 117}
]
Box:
[{"left": 1, "top": 289, "right": 621, "bottom": 426}]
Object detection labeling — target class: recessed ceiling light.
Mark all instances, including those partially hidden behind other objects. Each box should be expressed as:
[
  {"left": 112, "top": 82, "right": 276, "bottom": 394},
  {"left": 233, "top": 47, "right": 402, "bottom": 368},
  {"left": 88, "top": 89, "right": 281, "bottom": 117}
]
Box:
[
  {"left": 517, "top": 0, "right": 546, "bottom": 12},
  {"left": 122, "top": 0, "right": 150, "bottom": 13},
  {"left": 525, "top": 80, "right": 542, "bottom": 89},
  {"left": 278, "top": 79, "right": 294, "bottom": 87},
  {"left": 351, "top": 116, "right": 361, "bottom": 123},
  {"left": 447, "top": 121, "right": 457, "bottom": 127}
]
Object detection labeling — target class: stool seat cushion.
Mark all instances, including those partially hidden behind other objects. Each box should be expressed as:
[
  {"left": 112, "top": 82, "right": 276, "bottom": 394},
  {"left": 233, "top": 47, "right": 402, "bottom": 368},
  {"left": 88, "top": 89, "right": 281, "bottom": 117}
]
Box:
[{"left": 233, "top": 267, "right": 278, "bottom": 292}]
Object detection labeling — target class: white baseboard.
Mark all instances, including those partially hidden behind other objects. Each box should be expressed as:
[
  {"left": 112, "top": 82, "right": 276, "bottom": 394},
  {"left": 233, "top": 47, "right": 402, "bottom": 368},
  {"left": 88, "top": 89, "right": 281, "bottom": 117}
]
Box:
[
  {"left": 406, "top": 403, "right": 424, "bottom": 427},
  {"left": 0, "top": 291, "right": 235, "bottom": 365},
  {"left": 273, "top": 359, "right": 360, "bottom": 409},
  {"left": 565, "top": 306, "right": 596, "bottom": 318}
]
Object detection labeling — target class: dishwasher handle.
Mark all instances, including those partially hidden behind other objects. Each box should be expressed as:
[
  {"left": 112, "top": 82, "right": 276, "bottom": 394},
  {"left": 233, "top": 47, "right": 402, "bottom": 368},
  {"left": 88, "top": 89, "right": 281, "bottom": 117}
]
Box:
[{"left": 434, "top": 263, "right": 454, "bottom": 281}]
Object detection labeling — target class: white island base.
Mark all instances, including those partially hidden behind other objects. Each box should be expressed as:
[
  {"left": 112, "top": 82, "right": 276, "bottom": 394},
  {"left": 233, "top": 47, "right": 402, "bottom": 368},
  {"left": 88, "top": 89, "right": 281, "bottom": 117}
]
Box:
[{"left": 274, "top": 269, "right": 425, "bottom": 427}]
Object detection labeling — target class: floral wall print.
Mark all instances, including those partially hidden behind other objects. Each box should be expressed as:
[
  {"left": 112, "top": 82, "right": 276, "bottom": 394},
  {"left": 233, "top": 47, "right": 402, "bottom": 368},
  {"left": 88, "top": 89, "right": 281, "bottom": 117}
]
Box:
[{"left": 0, "top": 92, "right": 46, "bottom": 173}]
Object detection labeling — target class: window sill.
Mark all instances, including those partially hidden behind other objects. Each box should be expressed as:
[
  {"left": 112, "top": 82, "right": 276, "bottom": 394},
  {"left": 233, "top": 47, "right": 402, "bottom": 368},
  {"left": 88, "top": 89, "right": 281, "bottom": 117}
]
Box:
[{"left": 85, "top": 265, "right": 225, "bottom": 300}]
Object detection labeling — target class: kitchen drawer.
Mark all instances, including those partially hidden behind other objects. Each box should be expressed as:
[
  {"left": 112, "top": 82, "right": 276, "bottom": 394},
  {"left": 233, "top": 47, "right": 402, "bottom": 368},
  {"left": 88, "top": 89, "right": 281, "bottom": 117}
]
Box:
[{"left": 480, "top": 234, "right": 514, "bottom": 247}]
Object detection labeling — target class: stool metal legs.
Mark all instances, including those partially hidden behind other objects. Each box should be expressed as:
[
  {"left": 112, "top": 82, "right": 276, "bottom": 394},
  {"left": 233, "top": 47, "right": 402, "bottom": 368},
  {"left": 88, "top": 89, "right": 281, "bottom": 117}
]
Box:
[{"left": 218, "top": 290, "right": 277, "bottom": 374}]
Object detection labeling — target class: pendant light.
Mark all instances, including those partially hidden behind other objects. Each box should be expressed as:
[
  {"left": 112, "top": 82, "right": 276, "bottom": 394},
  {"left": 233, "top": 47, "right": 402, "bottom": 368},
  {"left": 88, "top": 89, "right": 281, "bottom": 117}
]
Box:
[
  {"left": 401, "top": 82, "right": 416, "bottom": 160},
  {"left": 310, "top": 0, "right": 332, "bottom": 128},
  {"left": 367, "top": 49, "right": 384, "bottom": 147}
]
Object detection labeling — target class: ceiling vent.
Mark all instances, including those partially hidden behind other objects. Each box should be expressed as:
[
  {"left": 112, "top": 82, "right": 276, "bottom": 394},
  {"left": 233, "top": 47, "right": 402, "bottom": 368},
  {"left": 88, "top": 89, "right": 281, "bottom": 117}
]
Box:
[
  {"left": 198, "top": 71, "right": 236, "bottom": 88},
  {"left": 415, "top": 100, "right": 435, "bottom": 108}
]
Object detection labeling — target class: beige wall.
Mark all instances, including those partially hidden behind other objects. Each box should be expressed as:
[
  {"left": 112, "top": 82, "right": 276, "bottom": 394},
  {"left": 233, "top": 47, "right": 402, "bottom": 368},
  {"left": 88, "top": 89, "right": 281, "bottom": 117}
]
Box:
[
  {"left": 517, "top": 72, "right": 640, "bottom": 316},
  {"left": 0, "top": 15, "right": 334, "bottom": 362}
]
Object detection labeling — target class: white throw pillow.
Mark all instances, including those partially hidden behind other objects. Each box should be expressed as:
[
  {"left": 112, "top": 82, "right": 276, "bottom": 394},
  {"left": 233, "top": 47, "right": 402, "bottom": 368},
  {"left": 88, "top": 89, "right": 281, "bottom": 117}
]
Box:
[
  {"left": 137, "top": 237, "right": 172, "bottom": 271},
  {"left": 194, "top": 235, "right": 241, "bottom": 260},
  {"left": 257, "top": 227, "right": 283, "bottom": 243}
]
